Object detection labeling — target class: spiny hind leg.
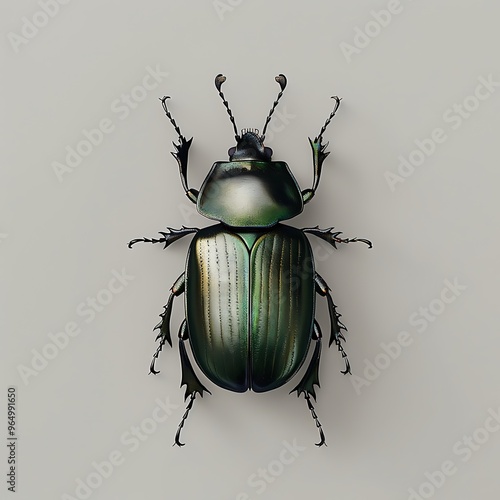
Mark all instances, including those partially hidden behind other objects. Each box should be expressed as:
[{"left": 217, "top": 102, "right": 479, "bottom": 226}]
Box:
[
  {"left": 174, "top": 320, "right": 211, "bottom": 447},
  {"left": 290, "top": 320, "right": 327, "bottom": 447}
]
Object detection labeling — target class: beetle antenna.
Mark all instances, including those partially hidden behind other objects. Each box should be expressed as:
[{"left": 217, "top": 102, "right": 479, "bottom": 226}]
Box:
[
  {"left": 261, "top": 74, "right": 287, "bottom": 138},
  {"left": 160, "top": 96, "right": 184, "bottom": 140},
  {"left": 316, "top": 96, "right": 341, "bottom": 142},
  {"left": 215, "top": 74, "right": 239, "bottom": 141}
]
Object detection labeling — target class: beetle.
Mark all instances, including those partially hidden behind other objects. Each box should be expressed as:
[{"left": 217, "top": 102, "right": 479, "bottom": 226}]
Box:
[{"left": 128, "top": 74, "right": 371, "bottom": 447}]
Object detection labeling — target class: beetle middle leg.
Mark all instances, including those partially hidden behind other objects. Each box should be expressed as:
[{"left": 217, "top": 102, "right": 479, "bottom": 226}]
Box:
[
  {"left": 128, "top": 226, "right": 199, "bottom": 249},
  {"left": 149, "top": 272, "right": 185, "bottom": 374},
  {"left": 175, "top": 319, "right": 211, "bottom": 447},
  {"left": 290, "top": 320, "right": 327, "bottom": 447}
]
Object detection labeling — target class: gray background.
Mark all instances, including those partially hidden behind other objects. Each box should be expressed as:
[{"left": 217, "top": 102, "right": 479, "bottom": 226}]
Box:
[{"left": 1, "top": 1, "right": 499, "bottom": 499}]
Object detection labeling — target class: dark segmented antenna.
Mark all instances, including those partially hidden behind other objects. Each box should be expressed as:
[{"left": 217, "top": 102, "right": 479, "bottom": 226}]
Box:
[
  {"left": 160, "top": 96, "right": 183, "bottom": 140},
  {"left": 262, "top": 74, "right": 287, "bottom": 138},
  {"left": 316, "top": 96, "right": 342, "bottom": 142},
  {"left": 215, "top": 74, "right": 239, "bottom": 141}
]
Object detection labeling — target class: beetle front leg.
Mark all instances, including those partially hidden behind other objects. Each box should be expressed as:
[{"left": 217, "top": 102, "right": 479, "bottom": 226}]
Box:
[
  {"left": 160, "top": 96, "right": 199, "bottom": 203},
  {"left": 315, "top": 273, "right": 351, "bottom": 375},
  {"left": 302, "top": 96, "right": 341, "bottom": 204},
  {"left": 149, "top": 273, "right": 185, "bottom": 374},
  {"left": 290, "top": 320, "right": 327, "bottom": 447},
  {"left": 301, "top": 137, "right": 330, "bottom": 204},
  {"left": 175, "top": 319, "right": 211, "bottom": 447}
]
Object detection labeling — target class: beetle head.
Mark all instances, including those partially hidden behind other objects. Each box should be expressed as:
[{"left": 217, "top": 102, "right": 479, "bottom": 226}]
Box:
[{"left": 228, "top": 129, "right": 273, "bottom": 161}]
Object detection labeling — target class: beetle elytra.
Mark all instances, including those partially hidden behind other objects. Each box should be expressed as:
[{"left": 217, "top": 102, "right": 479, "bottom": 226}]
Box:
[{"left": 129, "top": 74, "right": 371, "bottom": 446}]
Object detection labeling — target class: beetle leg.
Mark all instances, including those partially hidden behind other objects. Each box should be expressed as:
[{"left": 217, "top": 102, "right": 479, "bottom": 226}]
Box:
[
  {"left": 128, "top": 226, "right": 199, "bottom": 249},
  {"left": 174, "top": 393, "right": 195, "bottom": 448},
  {"left": 302, "top": 96, "right": 342, "bottom": 204},
  {"left": 175, "top": 319, "right": 211, "bottom": 447},
  {"left": 301, "top": 137, "right": 330, "bottom": 204},
  {"left": 178, "top": 320, "right": 211, "bottom": 400},
  {"left": 160, "top": 96, "right": 199, "bottom": 203},
  {"left": 302, "top": 226, "right": 372, "bottom": 249},
  {"left": 314, "top": 273, "right": 351, "bottom": 375},
  {"left": 290, "top": 320, "right": 327, "bottom": 447},
  {"left": 149, "top": 273, "right": 185, "bottom": 375},
  {"left": 171, "top": 136, "right": 199, "bottom": 203}
]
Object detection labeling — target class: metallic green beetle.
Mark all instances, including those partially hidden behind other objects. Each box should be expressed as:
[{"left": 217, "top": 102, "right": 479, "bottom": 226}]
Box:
[{"left": 129, "top": 74, "right": 371, "bottom": 446}]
